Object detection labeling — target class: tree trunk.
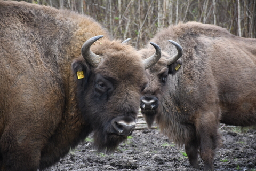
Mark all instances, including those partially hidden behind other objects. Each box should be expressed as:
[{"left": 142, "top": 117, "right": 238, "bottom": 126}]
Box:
[
  {"left": 59, "top": 0, "right": 64, "bottom": 9},
  {"left": 158, "top": 0, "right": 164, "bottom": 30},
  {"left": 244, "top": 0, "right": 249, "bottom": 37},
  {"left": 250, "top": 0, "right": 255, "bottom": 37},
  {"left": 166, "top": 0, "right": 173, "bottom": 25},
  {"left": 175, "top": 0, "right": 179, "bottom": 25},
  {"left": 124, "top": 0, "right": 134, "bottom": 40},
  {"left": 237, "top": 0, "right": 242, "bottom": 36},
  {"left": 118, "top": 0, "right": 122, "bottom": 34},
  {"left": 109, "top": 0, "right": 113, "bottom": 37},
  {"left": 148, "top": 0, "right": 153, "bottom": 30},
  {"left": 198, "top": 0, "right": 202, "bottom": 22},
  {"left": 81, "top": 0, "right": 84, "bottom": 14},
  {"left": 183, "top": 0, "right": 191, "bottom": 22},
  {"left": 203, "top": 0, "right": 209, "bottom": 23},
  {"left": 228, "top": 1, "right": 234, "bottom": 33},
  {"left": 163, "top": 0, "right": 167, "bottom": 26},
  {"left": 136, "top": 0, "right": 141, "bottom": 49},
  {"left": 136, "top": 0, "right": 153, "bottom": 48},
  {"left": 213, "top": 0, "right": 216, "bottom": 25},
  {"left": 105, "top": 0, "right": 109, "bottom": 33}
]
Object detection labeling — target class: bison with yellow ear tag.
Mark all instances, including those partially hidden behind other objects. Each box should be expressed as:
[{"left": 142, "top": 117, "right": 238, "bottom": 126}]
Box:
[
  {"left": 140, "top": 21, "right": 256, "bottom": 171},
  {"left": 0, "top": 1, "right": 162, "bottom": 170}
]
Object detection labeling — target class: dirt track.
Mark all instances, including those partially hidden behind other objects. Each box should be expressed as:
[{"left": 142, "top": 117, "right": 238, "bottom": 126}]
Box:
[{"left": 45, "top": 116, "right": 256, "bottom": 171}]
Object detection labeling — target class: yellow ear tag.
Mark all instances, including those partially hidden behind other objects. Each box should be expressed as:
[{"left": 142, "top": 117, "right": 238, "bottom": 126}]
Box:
[
  {"left": 77, "top": 71, "right": 84, "bottom": 79},
  {"left": 175, "top": 64, "right": 181, "bottom": 71}
]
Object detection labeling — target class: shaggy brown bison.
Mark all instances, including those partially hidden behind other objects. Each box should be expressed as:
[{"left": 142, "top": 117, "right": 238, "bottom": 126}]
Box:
[
  {"left": 0, "top": 1, "right": 161, "bottom": 171},
  {"left": 139, "top": 22, "right": 256, "bottom": 170}
]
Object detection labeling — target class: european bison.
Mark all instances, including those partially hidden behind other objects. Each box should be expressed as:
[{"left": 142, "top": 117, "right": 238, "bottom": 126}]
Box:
[
  {"left": 139, "top": 22, "right": 256, "bottom": 170},
  {"left": 0, "top": 1, "right": 161, "bottom": 170}
]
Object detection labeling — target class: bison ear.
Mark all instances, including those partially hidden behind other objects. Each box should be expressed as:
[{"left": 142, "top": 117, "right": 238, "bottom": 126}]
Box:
[
  {"left": 72, "top": 58, "right": 91, "bottom": 87},
  {"left": 168, "top": 59, "right": 182, "bottom": 75}
]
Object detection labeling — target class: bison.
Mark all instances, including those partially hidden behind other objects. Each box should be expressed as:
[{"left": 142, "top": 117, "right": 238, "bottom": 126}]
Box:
[
  {"left": 139, "top": 21, "right": 256, "bottom": 170},
  {"left": 0, "top": 1, "right": 161, "bottom": 170}
]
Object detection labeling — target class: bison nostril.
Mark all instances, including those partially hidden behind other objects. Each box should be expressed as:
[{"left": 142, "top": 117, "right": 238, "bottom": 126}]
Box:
[
  {"left": 115, "top": 122, "right": 124, "bottom": 134},
  {"left": 151, "top": 104, "right": 156, "bottom": 109},
  {"left": 142, "top": 104, "right": 146, "bottom": 109}
]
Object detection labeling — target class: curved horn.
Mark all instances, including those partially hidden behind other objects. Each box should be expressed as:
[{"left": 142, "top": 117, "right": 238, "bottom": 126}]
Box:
[
  {"left": 167, "top": 40, "right": 183, "bottom": 65},
  {"left": 81, "top": 35, "right": 103, "bottom": 67},
  {"left": 143, "top": 42, "right": 161, "bottom": 69},
  {"left": 122, "top": 38, "right": 131, "bottom": 44}
]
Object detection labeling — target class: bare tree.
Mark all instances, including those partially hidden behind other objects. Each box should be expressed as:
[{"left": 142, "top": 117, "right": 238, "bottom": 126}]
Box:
[
  {"left": 198, "top": 0, "right": 202, "bottom": 22},
  {"left": 123, "top": 0, "right": 134, "bottom": 40},
  {"left": 176, "top": 0, "right": 179, "bottom": 25},
  {"left": 202, "top": 0, "right": 209, "bottom": 23},
  {"left": 109, "top": 0, "right": 113, "bottom": 37},
  {"left": 166, "top": 0, "right": 173, "bottom": 25},
  {"left": 249, "top": 0, "right": 255, "bottom": 38},
  {"left": 59, "top": 0, "right": 63, "bottom": 9},
  {"left": 80, "top": 0, "right": 84, "bottom": 14},
  {"left": 237, "top": 0, "right": 242, "bottom": 36},
  {"left": 183, "top": 0, "right": 191, "bottom": 22},
  {"left": 118, "top": 0, "right": 122, "bottom": 34},
  {"left": 158, "top": 0, "right": 164, "bottom": 30},
  {"left": 213, "top": 0, "right": 216, "bottom": 25},
  {"left": 9, "top": 0, "right": 255, "bottom": 47}
]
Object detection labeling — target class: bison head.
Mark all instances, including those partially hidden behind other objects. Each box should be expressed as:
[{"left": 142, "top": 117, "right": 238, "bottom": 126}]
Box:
[
  {"left": 72, "top": 36, "right": 161, "bottom": 152},
  {"left": 140, "top": 40, "right": 182, "bottom": 128}
]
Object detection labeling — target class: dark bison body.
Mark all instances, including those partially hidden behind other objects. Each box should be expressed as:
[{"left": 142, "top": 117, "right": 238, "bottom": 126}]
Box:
[
  {"left": 140, "top": 22, "right": 256, "bottom": 170},
  {"left": 0, "top": 1, "right": 161, "bottom": 171}
]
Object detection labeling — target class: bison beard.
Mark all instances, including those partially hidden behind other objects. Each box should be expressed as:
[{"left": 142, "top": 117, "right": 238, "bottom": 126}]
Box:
[
  {"left": 140, "top": 22, "right": 256, "bottom": 171},
  {"left": 0, "top": 1, "right": 162, "bottom": 171},
  {"left": 93, "top": 130, "right": 126, "bottom": 152}
]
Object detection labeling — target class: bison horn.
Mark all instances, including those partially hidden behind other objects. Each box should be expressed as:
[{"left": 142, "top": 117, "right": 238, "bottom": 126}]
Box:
[
  {"left": 122, "top": 38, "right": 131, "bottom": 44},
  {"left": 167, "top": 40, "right": 183, "bottom": 65},
  {"left": 143, "top": 42, "right": 161, "bottom": 69},
  {"left": 81, "top": 35, "right": 103, "bottom": 68}
]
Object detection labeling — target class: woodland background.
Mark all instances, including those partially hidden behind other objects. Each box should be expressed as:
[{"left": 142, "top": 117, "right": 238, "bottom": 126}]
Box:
[{"left": 7, "top": 0, "right": 256, "bottom": 49}]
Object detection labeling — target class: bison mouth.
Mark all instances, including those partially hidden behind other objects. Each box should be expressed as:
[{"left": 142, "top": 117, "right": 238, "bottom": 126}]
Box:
[
  {"left": 140, "top": 109, "right": 157, "bottom": 128},
  {"left": 92, "top": 131, "right": 129, "bottom": 152},
  {"left": 140, "top": 108, "right": 157, "bottom": 115},
  {"left": 92, "top": 116, "right": 136, "bottom": 152}
]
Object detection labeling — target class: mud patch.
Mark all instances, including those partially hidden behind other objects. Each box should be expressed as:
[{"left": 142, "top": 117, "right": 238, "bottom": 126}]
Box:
[{"left": 45, "top": 122, "right": 256, "bottom": 171}]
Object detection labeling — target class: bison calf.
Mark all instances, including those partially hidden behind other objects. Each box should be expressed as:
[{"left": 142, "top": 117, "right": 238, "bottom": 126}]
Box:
[
  {"left": 0, "top": 1, "right": 161, "bottom": 170},
  {"left": 140, "top": 22, "right": 256, "bottom": 170}
]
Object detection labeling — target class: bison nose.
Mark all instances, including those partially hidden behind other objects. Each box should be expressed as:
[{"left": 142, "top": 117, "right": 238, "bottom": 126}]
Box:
[
  {"left": 111, "top": 118, "right": 136, "bottom": 136},
  {"left": 140, "top": 96, "right": 158, "bottom": 110}
]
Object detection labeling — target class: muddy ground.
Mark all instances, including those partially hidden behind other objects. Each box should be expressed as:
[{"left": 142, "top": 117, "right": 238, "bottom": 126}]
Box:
[{"left": 45, "top": 115, "right": 256, "bottom": 171}]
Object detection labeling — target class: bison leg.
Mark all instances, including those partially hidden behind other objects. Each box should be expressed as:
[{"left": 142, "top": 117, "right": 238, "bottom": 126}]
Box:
[
  {"left": 185, "top": 136, "right": 199, "bottom": 169},
  {"left": 197, "top": 111, "right": 220, "bottom": 171}
]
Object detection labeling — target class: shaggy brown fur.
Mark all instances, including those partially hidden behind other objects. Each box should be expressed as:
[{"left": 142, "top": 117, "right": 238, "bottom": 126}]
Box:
[
  {"left": 140, "top": 22, "right": 256, "bottom": 170},
  {"left": 0, "top": 1, "right": 152, "bottom": 171}
]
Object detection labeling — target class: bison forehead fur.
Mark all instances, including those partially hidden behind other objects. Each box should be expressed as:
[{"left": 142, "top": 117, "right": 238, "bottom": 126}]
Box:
[
  {"left": 0, "top": 1, "right": 150, "bottom": 171},
  {"left": 140, "top": 21, "right": 256, "bottom": 170},
  {"left": 92, "top": 40, "right": 146, "bottom": 81}
]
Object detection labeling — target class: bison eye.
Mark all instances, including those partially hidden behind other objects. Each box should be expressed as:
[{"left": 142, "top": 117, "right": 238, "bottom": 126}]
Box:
[
  {"left": 96, "top": 81, "right": 107, "bottom": 90},
  {"left": 160, "top": 75, "right": 167, "bottom": 84},
  {"left": 94, "top": 74, "right": 115, "bottom": 100}
]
